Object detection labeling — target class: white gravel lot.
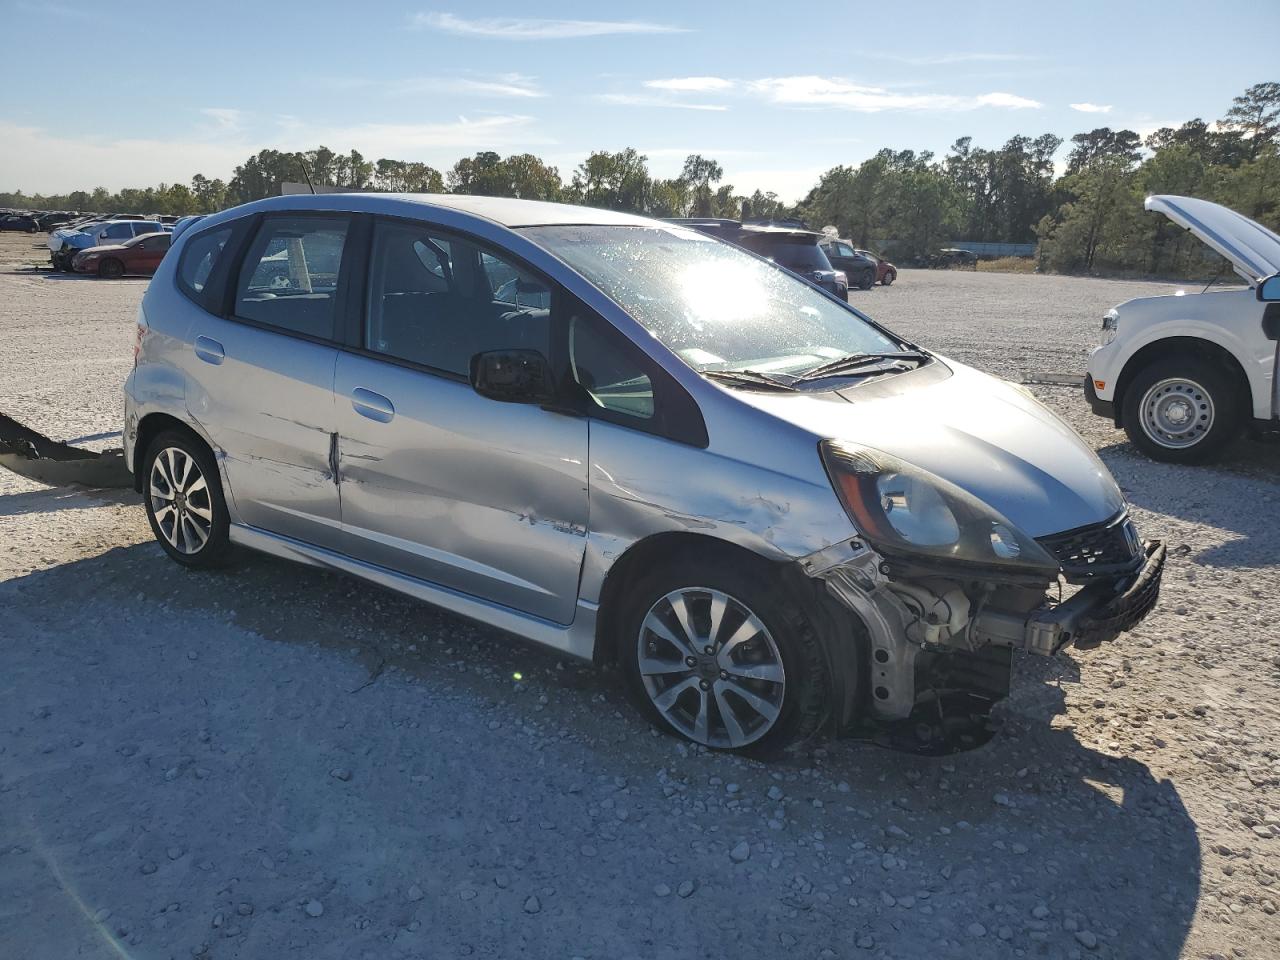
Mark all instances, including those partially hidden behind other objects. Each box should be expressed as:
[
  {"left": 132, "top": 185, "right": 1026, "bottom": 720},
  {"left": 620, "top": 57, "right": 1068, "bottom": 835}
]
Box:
[{"left": 2, "top": 238, "right": 1278, "bottom": 960}]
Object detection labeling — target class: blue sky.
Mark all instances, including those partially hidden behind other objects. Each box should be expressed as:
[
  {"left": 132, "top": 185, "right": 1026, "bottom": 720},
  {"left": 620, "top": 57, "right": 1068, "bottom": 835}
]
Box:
[{"left": 2, "top": 0, "right": 1275, "bottom": 199}]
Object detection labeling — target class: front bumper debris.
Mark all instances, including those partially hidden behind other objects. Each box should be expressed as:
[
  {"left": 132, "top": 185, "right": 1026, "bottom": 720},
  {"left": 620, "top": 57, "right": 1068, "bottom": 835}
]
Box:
[{"left": 973, "top": 540, "right": 1165, "bottom": 655}]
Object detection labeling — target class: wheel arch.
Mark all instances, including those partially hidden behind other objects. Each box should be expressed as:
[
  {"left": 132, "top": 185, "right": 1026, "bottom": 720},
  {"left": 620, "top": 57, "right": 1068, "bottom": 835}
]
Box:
[
  {"left": 1114, "top": 336, "right": 1251, "bottom": 428},
  {"left": 132, "top": 413, "right": 214, "bottom": 492}
]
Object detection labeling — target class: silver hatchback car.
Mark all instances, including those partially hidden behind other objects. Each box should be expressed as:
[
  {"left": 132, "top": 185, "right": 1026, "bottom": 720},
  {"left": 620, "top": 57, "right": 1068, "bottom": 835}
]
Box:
[{"left": 124, "top": 194, "right": 1166, "bottom": 754}]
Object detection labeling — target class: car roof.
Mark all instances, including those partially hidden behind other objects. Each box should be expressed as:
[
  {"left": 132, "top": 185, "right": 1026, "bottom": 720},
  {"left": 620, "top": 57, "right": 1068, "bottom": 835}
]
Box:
[{"left": 223, "top": 193, "right": 660, "bottom": 229}]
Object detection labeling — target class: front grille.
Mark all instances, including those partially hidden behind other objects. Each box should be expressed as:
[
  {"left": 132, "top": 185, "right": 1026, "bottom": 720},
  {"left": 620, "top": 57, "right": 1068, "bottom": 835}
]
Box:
[{"left": 1037, "top": 513, "right": 1142, "bottom": 582}]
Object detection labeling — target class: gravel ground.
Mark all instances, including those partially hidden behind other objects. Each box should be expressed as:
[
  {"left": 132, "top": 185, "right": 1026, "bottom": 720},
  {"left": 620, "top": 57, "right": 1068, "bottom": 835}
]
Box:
[{"left": 2, "top": 233, "right": 1278, "bottom": 960}]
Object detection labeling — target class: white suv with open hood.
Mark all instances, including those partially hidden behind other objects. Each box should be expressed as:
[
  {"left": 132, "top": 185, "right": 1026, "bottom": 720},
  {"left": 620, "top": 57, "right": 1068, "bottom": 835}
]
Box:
[{"left": 1086, "top": 195, "right": 1280, "bottom": 463}]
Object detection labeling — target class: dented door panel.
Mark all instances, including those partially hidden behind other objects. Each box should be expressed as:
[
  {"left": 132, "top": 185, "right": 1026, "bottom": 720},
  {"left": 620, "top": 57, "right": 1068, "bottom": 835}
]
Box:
[
  {"left": 184, "top": 315, "right": 342, "bottom": 549},
  {"left": 334, "top": 352, "right": 589, "bottom": 624}
]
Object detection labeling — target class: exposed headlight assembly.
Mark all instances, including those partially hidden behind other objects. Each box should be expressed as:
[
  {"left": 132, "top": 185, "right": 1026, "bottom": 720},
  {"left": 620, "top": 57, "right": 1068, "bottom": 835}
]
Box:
[{"left": 820, "top": 440, "right": 1058, "bottom": 575}]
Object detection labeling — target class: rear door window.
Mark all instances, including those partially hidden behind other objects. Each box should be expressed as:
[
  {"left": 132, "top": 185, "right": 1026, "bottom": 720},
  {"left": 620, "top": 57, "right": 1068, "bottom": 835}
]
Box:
[
  {"left": 178, "top": 226, "right": 232, "bottom": 299},
  {"left": 234, "top": 216, "right": 350, "bottom": 340}
]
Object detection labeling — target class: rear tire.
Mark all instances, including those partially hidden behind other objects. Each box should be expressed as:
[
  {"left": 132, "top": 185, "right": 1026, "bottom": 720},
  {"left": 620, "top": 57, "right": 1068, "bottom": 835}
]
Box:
[
  {"left": 617, "top": 554, "right": 830, "bottom": 756},
  {"left": 1121, "top": 358, "right": 1240, "bottom": 464},
  {"left": 143, "top": 430, "right": 232, "bottom": 567},
  {"left": 98, "top": 258, "right": 124, "bottom": 279}
]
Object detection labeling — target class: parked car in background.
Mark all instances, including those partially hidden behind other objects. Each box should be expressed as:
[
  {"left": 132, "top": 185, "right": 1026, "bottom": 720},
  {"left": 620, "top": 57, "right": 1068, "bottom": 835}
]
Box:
[
  {"left": 935, "top": 248, "right": 978, "bottom": 269},
  {"left": 0, "top": 214, "right": 40, "bottom": 232},
  {"left": 48, "top": 219, "right": 166, "bottom": 270},
  {"left": 856, "top": 249, "right": 897, "bottom": 286},
  {"left": 1086, "top": 194, "right": 1280, "bottom": 464},
  {"left": 125, "top": 193, "right": 1164, "bottom": 755},
  {"left": 73, "top": 231, "right": 171, "bottom": 278},
  {"left": 819, "top": 239, "right": 879, "bottom": 290},
  {"left": 36, "top": 212, "right": 78, "bottom": 231},
  {"left": 670, "top": 218, "right": 849, "bottom": 300}
]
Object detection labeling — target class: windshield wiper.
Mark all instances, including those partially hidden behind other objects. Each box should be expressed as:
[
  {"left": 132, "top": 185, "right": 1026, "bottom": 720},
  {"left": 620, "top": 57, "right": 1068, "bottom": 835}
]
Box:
[
  {"left": 701, "top": 368, "right": 798, "bottom": 391},
  {"left": 792, "top": 350, "right": 928, "bottom": 384}
]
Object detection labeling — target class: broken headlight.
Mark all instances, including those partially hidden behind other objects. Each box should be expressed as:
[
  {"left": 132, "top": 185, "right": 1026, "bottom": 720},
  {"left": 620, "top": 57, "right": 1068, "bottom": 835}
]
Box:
[{"left": 820, "top": 440, "right": 1058, "bottom": 574}]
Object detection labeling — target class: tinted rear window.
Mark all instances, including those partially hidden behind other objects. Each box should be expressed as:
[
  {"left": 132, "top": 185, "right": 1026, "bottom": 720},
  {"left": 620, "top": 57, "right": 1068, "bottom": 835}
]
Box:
[
  {"left": 177, "top": 226, "right": 233, "bottom": 304},
  {"left": 742, "top": 237, "right": 832, "bottom": 273}
]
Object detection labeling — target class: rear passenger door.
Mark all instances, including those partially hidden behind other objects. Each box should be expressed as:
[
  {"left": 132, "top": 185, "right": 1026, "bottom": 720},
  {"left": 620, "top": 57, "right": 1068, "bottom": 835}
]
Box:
[
  {"left": 333, "top": 218, "right": 589, "bottom": 623},
  {"left": 182, "top": 214, "right": 352, "bottom": 550}
]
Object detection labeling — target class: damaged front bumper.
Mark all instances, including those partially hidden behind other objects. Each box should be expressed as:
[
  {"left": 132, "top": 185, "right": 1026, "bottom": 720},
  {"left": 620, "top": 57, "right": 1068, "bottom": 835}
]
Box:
[
  {"left": 971, "top": 540, "right": 1166, "bottom": 655},
  {"left": 798, "top": 527, "right": 1166, "bottom": 748}
]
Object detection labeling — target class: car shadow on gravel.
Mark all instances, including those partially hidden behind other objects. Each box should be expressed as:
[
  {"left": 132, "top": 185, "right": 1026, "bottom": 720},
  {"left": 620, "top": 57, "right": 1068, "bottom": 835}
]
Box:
[
  {"left": 0, "top": 485, "right": 136, "bottom": 518},
  {"left": 1096, "top": 439, "right": 1280, "bottom": 567},
  {"left": 4, "top": 537, "right": 1207, "bottom": 958}
]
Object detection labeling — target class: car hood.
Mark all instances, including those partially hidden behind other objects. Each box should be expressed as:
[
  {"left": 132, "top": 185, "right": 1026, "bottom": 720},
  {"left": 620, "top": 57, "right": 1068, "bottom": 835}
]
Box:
[
  {"left": 730, "top": 359, "right": 1125, "bottom": 538},
  {"left": 1146, "top": 194, "right": 1280, "bottom": 285},
  {"left": 77, "top": 244, "right": 129, "bottom": 256}
]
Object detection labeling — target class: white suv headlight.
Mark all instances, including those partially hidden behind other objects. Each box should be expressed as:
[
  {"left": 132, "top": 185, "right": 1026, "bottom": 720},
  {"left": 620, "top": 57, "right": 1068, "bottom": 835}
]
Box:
[{"left": 1098, "top": 308, "right": 1119, "bottom": 346}]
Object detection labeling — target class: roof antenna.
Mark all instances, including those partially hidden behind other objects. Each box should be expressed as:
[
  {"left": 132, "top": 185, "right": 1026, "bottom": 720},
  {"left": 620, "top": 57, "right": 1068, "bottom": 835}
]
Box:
[{"left": 298, "top": 156, "right": 317, "bottom": 195}]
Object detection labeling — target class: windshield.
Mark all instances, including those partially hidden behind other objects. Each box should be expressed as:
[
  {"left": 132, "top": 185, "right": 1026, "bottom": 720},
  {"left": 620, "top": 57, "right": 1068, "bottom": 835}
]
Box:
[{"left": 522, "top": 224, "right": 901, "bottom": 376}]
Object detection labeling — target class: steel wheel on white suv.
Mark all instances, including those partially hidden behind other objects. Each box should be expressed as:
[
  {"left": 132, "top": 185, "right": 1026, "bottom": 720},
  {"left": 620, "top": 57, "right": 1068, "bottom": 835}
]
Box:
[{"left": 1122, "top": 359, "right": 1240, "bottom": 464}]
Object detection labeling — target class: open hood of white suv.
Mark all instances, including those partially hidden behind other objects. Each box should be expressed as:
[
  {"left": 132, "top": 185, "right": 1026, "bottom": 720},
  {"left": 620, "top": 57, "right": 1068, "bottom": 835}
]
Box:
[{"left": 1145, "top": 194, "right": 1280, "bottom": 285}]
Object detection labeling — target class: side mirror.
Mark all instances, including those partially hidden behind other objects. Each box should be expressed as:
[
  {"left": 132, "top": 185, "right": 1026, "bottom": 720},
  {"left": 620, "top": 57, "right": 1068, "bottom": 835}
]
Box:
[
  {"left": 470, "top": 349, "right": 556, "bottom": 405},
  {"left": 1258, "top": 274, "right": 1280, "bottom": 302}
]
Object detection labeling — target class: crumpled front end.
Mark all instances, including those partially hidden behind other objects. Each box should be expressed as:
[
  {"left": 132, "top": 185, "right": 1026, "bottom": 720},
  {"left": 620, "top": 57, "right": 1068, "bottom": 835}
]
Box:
[{"left": 798, "top": 510, "right": 1165, "bottom": 750}]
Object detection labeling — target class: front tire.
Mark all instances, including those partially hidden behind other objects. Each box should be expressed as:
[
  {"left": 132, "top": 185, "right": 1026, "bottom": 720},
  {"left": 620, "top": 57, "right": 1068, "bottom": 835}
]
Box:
[
  {"left": 858, "top": 269, "right": 875, "bottom": 290},
  {"left": 98, "top": 258, "right": 124, "bottom": 279},
  {"left": 882, "top": 270, "right": 895, "bottom": 286},
  {"left": 618, "top": 556, "right": 829, "bottom": 755},
  {"left": 1121, "top": 359, "right": 1240, "bottom": 464},
  {"left": 143, "top": 430, "right": 231, "bottom": 567}
]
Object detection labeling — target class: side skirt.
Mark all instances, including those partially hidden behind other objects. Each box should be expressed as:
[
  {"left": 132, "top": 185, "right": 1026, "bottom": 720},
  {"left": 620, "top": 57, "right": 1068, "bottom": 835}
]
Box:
[{"left": 228, "top": 524, "right": 599, "bottom": 661}]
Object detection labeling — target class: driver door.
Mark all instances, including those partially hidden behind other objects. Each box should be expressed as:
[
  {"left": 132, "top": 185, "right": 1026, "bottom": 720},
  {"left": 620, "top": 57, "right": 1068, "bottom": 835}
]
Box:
[{"left": 334, "top": 218, "right": 589, "bottom": 623}]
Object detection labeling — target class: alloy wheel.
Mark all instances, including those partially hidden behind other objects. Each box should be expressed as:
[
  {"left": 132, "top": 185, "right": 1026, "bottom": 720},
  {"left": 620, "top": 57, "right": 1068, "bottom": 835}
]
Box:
[
  {"left": 149, "top": 446, "right": 214, "bottom": 555},
  {"left": 1140, "top": 377, "right": 1214, "bottom": 449},
  {"left": 637, "top": 587, "right": 786, "bottom": 748}
]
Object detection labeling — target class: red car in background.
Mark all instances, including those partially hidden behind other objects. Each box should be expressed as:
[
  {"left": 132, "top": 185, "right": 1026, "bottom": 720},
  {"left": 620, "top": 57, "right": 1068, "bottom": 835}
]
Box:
[
  {"left": 72, "top": 231, "right": 171, "bottom": 278},
  {"left": 855, "top": 248, "right": 898, "bottom": 286}
]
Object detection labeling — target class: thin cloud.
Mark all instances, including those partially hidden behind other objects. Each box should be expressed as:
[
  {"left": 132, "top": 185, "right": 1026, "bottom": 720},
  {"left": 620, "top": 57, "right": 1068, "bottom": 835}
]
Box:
[
  {"left": 858, "top": 51, "right": 1036, "bottom": 66},
  {"left": 413, "top": 12, "right": 687, "bottom": 39},
  {"left": 1070, "top": 102, "right": 1113, "bottom": 114},
  {"left": 397, "top": 74, "right": 545, "bottom": 98},
  {"left": 200, "top": 108, "right": 244, "bottom": 133},
  {"left": 644, "top": 77, "right": 735, "bottom": 92},
  {"left": 748, "top": 77, "right": 1041, "bottom": 111},
  {"left": 596, "top": 94, "right": 728, "bottom": 112}
]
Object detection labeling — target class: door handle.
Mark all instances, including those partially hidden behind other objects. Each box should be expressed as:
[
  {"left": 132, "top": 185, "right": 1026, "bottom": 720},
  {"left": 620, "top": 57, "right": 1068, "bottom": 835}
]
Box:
[
  {"left": 193, "top": 336, "right": 225, "bottom": 365},
  {"left": 351, "top": 387, "right": 395, "bottom": 423}
]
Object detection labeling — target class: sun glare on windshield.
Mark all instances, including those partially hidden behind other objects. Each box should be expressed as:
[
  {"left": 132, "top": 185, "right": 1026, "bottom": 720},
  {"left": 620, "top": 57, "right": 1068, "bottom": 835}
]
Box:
[{"left": 676, "top": 260, "right": 767, "bottom": 328}]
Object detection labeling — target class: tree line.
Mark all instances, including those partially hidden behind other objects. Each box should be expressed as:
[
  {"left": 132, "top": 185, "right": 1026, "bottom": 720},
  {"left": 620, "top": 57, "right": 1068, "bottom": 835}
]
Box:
[{"left": 3, "top": 82, "right": 1276, "bottom": 278}]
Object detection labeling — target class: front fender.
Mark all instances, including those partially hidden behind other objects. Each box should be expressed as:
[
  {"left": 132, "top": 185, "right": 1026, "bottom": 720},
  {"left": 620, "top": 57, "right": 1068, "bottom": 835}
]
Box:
[{"left": 1099, "top": 319, "right": 1272, "bottom": 420}]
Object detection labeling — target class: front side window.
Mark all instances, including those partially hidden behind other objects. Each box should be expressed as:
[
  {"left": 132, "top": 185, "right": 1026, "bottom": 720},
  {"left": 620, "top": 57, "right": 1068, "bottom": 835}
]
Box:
[
  {"left": 570, "top": 314, "right": 653, "bottom": 419},
  {"left": 365, "top": 220, "right": 550, "bottom": 375},
  {"left": 102, "top": 223, "right": 132, "bottom": 241},
  {"left": 178, "top": 226, "right": 232, "bottom": 297},
  {"left": 234, "top": 217, "right": 349, "bottom": 339},
  {"left": 523, "top": 225, "right": 900, "bottom": 377}
]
